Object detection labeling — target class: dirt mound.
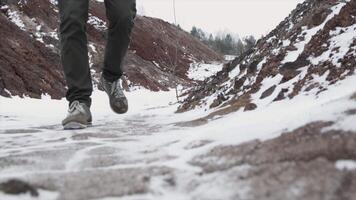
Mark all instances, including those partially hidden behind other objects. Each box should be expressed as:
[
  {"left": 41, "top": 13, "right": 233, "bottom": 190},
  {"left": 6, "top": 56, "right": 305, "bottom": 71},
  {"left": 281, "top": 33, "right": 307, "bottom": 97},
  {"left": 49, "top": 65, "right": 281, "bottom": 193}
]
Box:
[
  {"left": 190, "top": 122, "right": 356, "bottom": 200},
  {"left": 0, "top": 0, "right": 222, "bottom": 98},
  {"left": 0, "top": 11, "right": 65, "bottom": 99},
  {"left": 178, "top": 0, "right": 356, "bottom": 113}
]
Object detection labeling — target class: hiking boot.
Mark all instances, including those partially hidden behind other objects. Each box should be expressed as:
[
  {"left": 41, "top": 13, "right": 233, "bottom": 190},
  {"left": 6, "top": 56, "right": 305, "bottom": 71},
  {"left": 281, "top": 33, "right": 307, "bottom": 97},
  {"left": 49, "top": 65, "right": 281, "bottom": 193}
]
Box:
[
  {"left": 99, "top": 75, "right": 128, "bottom": 114},
  {"left": 62, "top": 100, "right": 92, "bottom": 130}
]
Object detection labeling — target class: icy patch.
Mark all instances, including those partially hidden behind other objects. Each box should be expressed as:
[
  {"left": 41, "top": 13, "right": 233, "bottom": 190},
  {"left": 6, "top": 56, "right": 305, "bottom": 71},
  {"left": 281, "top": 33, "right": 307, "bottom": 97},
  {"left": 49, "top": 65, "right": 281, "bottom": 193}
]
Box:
[
  {"left": 282, "top": 2, "right": 348, "bottom": 64},
  {"left": 188, "top": 63, "right": 224, "bottom": 81},
  {"left": 335, "top": 160, "right": 356, "bottom": 171},
  {"left": 309, "top": 24, "right": 356, "bottom": 67}
]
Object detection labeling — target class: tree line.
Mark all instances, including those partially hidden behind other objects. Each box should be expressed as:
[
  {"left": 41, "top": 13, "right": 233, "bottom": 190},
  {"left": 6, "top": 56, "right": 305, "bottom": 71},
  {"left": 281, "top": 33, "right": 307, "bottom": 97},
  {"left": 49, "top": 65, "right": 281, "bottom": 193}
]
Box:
[{"left": 190, "top": 26, "right": 256, "bottom": 56}]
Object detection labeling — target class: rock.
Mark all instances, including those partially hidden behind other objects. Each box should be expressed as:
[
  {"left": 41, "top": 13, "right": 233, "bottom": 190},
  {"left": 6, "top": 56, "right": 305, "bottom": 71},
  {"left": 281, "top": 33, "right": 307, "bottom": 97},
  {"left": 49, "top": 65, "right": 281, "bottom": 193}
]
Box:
[
  {"left": 260, "top": 85, "right": 276, "bottom": 99},
  {"left": 210, "top": 98, "right": 222, "bottom": 109},
  {"left": 351, "top": 93, "right": 356, "bottom": 101},
  {"left": 244, "top": 103, "right": 257, "bottom": 111},
  {"left": 187, "top": 121, "right": 356, "bottom": 199},
  {"left": 179, "top": 0, "right": 356, "bottom": 112},
  {"left": 0, "top": 179, "right": 39, "bottom": 197},
  {"left": 273, "top": 88, "right": 289, "bottom": 101}
]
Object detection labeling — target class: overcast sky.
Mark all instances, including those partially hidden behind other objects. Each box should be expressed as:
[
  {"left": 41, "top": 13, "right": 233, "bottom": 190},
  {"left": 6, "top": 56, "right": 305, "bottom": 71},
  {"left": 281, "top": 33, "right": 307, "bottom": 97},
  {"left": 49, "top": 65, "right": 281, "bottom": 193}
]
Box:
[{"left": 136, "top": 0, "right": 305, "bottom": 38}]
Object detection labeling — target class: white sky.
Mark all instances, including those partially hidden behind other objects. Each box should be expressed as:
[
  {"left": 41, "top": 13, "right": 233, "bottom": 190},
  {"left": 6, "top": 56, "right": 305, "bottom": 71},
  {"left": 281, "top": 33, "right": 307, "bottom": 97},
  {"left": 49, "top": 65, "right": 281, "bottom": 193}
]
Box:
[{"left": 136, "top": 0, "right": 305, "bottom": 38}]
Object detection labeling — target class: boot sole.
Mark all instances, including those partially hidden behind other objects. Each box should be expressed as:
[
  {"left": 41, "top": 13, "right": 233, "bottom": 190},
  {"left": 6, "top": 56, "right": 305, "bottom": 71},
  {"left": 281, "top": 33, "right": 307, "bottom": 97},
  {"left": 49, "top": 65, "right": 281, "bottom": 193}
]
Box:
[
  {"left": 110, "top": 101, "right": 128, "bottom": 114},
  {"left": 63, "top": 122, "right": 90, "bottom": 130}
]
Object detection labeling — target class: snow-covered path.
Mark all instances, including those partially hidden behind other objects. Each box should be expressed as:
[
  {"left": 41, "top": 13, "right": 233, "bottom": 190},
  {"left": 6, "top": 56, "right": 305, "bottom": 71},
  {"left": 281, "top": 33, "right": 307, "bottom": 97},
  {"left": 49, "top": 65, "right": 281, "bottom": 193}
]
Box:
[
  {"left": 0, "top": 89, "right": 220, "bottom": 199},
  {"left": 1, "top": 74, "right": 356, "bottom": 199}
]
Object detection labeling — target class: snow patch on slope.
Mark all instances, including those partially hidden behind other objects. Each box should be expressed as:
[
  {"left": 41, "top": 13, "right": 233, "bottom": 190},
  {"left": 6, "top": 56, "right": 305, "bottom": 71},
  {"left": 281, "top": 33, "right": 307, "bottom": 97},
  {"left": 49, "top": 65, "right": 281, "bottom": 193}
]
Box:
[
  {"left": 6, "top": 9, "right": 26, "bottom": 30},
  {"left": 282, "top": 2, "right": 349, "bottom": 64},
  {"left": 188, "top": 63, "right": 224, "bottom": 81},
  {"left": 335, "top": 160, "right": 356, "bottom": 171},
  {"left": 310, "top": 24, "right": 356, "bottom": 67},
  {"left": 88, "top": 14, "right": 107, "bottom": 30}
]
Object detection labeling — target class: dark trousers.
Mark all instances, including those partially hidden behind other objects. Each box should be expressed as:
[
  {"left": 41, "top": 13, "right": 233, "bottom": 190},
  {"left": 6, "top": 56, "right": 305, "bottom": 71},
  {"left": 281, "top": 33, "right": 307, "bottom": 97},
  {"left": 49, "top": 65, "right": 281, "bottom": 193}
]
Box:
[{"left": 58, "top": 0, "right": 136, "bottom": 107}]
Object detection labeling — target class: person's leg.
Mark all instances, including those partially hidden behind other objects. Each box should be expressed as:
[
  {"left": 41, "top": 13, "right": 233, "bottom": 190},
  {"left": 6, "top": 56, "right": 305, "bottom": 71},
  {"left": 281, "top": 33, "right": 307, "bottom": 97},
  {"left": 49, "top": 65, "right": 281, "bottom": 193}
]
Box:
[
  {"left": 103, "top": 0, "right": 137, "bottom": 82},
  {"left": 58, "top": 0, "right": 92, "bottom": 107}
]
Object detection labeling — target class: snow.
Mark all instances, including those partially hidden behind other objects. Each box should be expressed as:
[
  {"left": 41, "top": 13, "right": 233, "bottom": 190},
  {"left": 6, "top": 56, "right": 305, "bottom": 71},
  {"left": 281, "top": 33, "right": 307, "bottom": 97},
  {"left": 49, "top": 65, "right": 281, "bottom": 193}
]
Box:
[
  {"left": 266, "top": 36, "right": 276, "bottom": 43},
  {"left": 187, "top": 62, "right": 224, "bottom": 81},
  {"left": 257, "top": 57, "right": 267, "bottom": 71},
  {"left": 228, "top": 64, "right": 240, "bottom": 79},
  {"left": 6, "top": 9, "right": 26, "bottom": 30},
  {"left": 1, "top": 0, "right": 355, "bottom": 198},
  {"left": 187, "top": 73, "right": 356, "bottom": 144},
  {"left": 0, "top": 89, "right": 177, "bottom": 131},
  {"left": 88, "top": 43, "right": 97, "bottom": 68},
  {"left": 224, "top": 55, "right": 236, "bottom": 61},
  {"left": 324, "top": 114, "right": 356, "bottom": 132},
  {"left": 282, "top": 39, "right": 291, "bottom": 47},
  {"left": 1, "top": 72, "right": 355, "bottom": 147},
  {"left": 48, "top": 30, "right": 59, "bottom": 40},
  {"left": 335, "top": 160, "right": 356, "bottom": 171},
  {"left": 88, "top": 15, "right": 107, "bottom": 30},
  {"left": 309, "top": 24, "right": 356, "bottom": 67},
  {"left": 34, "top": 25, "right": 46, "bottom": 43},
  {"left": 1, "top": 5, "right": 9, "bottom": 10},
  {"left": 48, "top": 0, "right": 58, "bottom": 6},
  {"left": 1, "top": 66, "right": 356, "bottom": 199},
  {"left": 282, "top": 2, "right": 349, "bottom": 64},
  {"left": 251, "top": 73, "right": 283, "bottom": 106}
]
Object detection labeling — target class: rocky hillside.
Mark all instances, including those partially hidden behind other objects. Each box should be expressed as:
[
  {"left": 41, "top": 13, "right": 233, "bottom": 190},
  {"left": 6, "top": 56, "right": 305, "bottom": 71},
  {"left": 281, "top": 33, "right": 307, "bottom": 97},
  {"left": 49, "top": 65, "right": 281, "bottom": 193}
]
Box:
[
  {"left": 178, "top": 0, "right": 355, "bottom": 114},
  {"left": 0, "top": 0, "right": 222, "bottom": 99}
]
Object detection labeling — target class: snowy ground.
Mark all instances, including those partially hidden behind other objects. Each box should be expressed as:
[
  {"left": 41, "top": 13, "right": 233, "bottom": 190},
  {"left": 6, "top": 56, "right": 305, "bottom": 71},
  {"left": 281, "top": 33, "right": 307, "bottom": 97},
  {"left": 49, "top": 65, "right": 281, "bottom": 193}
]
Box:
[
  {"left": 187, "top": 62, "right": 224, "bottom": 81},
  {"left": 1, "top": 72, "right": 356, "bottom": 199}
]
